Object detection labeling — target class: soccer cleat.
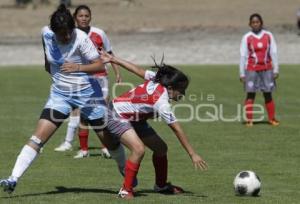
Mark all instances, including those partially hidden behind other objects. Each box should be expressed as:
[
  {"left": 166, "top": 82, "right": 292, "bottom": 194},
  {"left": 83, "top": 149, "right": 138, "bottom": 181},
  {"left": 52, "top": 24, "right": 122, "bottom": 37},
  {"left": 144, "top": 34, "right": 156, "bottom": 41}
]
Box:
[
  {"left": 269, "top": 119, "right": 279, "bottom": 126},
  {"left": 245, "top": 121, "right": 253, "bottom": 127},
  {"left": 0, "top": 179, "right": 17, "bottom": 194},
  {"left": 54, "top": 141, "right": 72, "bottom": 152},
  {"left": 73, "top": 150, "right": 89, "bottom": 159},
  {"left": 118, "top": 187, "right": 134, "bottom": 199},
  {"left": 100, "top": 147, "right": 111, "bottom": 159},
  {"left": 154, "top": 182, "right": 184, "bottom": 194}
]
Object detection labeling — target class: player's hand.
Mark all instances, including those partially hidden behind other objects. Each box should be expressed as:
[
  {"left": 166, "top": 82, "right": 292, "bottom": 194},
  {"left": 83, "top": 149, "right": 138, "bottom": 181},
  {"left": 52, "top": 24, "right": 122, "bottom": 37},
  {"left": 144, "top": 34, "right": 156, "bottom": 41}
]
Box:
[
  {"left": 273, "top": 73, "right": 279, "bottom": 79},
  {"left": 100, "top": 50, "right": 113, "bottom": 64},
  {"left": 191, "top": 154, "right": 208, "bottom": 170},
  {"left": 240, "top": 77, "right": 245, "bottom": 83},
  {"left": 115, "top": 74, "right": 122, "bottom": 83},
  {"left": 61, "top": 62, "right": 80, "bottom": 73}
]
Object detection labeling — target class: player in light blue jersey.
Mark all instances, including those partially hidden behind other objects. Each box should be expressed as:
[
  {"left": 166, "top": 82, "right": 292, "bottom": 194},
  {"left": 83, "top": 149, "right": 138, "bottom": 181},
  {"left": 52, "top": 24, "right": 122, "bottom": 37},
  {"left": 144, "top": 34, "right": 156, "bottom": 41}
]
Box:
[{"left": 0, "top": 4, "right": 126, "bottom": 194}]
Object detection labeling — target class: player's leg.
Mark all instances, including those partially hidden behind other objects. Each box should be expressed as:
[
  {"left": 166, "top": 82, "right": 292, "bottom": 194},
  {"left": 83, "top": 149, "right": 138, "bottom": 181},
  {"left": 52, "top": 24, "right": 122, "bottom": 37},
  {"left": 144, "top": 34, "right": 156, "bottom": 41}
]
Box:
[
  {"left": 245, "top": 92, "right": 256, "bottom": 126},
  {"left": 244, "top": 70, "right": 257, "bottom": 126},
  {"left": 133, "top": 121, "right": 183, "bottom": 194},
  {"left": 0, "top": 108, "right": 68, "bottom": 193},
  {"left": 101, "top": 108, "right": 144, "bottom": 199},
  {"left": 263, "top": 92, "right": 279, "bottom": 126},
  {"left": 74, "top": 118, "right": 90, "bottom": 158},
  {"left": 97, "top": 76, "right": 111, "bottom": 158},
  {"left": 118, "top": 129, "right": 144, "bottom": 199},
  {"left": 261, "top": 70, "right": 279, "bottom": 126},
  {"left": 54, "top": 109, "right": 80, "bottom": 152}
]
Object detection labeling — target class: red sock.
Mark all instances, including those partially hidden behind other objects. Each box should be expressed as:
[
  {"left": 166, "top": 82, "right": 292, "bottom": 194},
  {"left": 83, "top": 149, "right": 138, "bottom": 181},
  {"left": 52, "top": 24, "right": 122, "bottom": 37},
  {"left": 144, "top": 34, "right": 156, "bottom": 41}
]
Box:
[
  {"left": 123, "top": 160, "right": 140, "bottom": 192},
  {"left": 152, "top": 154, "right": 168, "bottom": 188},
  {"left": 78, "top": 129, "right": 89, "bottom": 151},
  {"left": 244, "top": 99, "right": 254, "bottom": 121},
  {"left": 265, "top": 100, "right": 275, "bottom": 121}
]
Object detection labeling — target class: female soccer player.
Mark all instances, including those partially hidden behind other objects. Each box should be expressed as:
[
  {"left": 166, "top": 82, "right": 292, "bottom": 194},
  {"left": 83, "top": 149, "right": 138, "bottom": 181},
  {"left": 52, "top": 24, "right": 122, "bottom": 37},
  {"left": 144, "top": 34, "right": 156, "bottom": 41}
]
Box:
[
  {"left": 0, "top": 4, "right": 109, "bottom": 193},
  {"left": 54, "top": 5, "right": 122, "bottom": 159},
  {"left": 240, "top": 13, "right": 279, "bottom": 127},
  {"left": 99, "top": 51, "right": 208, "bottom": 199}
]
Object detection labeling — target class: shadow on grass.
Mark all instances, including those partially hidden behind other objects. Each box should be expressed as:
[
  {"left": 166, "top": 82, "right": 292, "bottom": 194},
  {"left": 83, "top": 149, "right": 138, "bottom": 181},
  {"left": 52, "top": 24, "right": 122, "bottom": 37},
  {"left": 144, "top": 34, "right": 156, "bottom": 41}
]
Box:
[
  {"left": 242, "top": 121, "right": 271, "bottom": 125},
  {"left": 0, "top": 186, "right": 118, "bottom": 199},
  {"left": 137, "top": 189, "right": 207, "bottom": 198},
  {"left": 1, "top": 186, "right": 207, "bottom": 199}
]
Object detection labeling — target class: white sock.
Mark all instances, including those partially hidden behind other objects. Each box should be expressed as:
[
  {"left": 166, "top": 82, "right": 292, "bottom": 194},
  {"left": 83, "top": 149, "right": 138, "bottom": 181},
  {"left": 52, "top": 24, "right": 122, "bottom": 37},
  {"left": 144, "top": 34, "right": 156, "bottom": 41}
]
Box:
[
  {"left": 109, "top": 144, "right": 126, "bottom": 176},
  {"left": 10, "top": 145, "right": 38, "bottom": 182},
  {"left": 65, "top": 116, "right": 80, "bottom": 143}
]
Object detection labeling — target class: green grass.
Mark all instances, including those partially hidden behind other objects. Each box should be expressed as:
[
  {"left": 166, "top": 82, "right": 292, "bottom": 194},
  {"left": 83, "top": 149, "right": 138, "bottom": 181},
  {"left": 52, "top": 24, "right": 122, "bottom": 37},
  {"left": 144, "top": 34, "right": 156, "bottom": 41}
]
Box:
[{"left": 0, "top": 65, "right": 299, "bottom": 204}]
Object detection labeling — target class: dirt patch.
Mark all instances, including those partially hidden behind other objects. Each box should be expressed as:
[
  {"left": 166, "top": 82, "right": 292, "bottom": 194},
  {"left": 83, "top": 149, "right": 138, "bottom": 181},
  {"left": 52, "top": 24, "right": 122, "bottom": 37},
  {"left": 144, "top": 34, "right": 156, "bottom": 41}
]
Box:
[
  {"left": 1, "top": 0, "right": 299, "bottom": 37},
  {"left": 0, "top": 0, "right": 299, "bottom": 65}
]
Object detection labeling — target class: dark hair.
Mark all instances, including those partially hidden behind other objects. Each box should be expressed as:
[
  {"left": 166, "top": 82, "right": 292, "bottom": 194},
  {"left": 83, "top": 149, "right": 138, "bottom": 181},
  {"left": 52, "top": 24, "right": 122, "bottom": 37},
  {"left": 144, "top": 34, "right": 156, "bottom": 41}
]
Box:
[
  {"left": 152, "top": 59, "right": 189, "bottom": 94},
  {"left": 249, "top": 13, "right": 263, "bottom": 25},
  {"left": 50, "top": 4, "right": 75, "bottom": 33},
  {"left": 73, "top": 4, "right": 91, "bottom": 18}
]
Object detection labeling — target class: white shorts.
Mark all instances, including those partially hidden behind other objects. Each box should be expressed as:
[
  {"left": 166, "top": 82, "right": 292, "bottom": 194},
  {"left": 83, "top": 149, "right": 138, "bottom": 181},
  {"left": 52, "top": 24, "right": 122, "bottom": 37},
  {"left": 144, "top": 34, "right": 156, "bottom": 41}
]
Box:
[{"left": 44, "top": 84, "right": 106, "bottom": 121}]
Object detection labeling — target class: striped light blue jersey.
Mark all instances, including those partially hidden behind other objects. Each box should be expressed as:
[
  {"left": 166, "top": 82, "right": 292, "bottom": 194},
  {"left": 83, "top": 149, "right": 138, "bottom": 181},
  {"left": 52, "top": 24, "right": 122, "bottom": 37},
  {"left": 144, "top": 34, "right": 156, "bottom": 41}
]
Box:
[{"left": 42, "top": 26, "right": 100, "bottom": 94}]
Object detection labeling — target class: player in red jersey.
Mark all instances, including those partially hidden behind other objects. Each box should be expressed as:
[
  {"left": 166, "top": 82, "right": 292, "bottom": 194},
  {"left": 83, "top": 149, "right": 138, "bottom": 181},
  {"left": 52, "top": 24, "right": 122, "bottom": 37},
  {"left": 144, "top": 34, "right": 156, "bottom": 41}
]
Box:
[
  {"left": 54, "top": 5, "right": 122, "bottom": 159},
  {"left": 99, "top": 51, "right": 208, "bottom": 199},
  {"left": 239, "top": 13, "right": 279, "bottom": 127}
]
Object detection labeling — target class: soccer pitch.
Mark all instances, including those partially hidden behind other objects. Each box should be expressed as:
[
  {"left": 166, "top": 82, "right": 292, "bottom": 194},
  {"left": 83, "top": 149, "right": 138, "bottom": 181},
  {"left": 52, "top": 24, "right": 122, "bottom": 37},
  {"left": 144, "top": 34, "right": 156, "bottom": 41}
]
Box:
[{"left": 0, "top": 65, "right": 299, "bottom": 204}]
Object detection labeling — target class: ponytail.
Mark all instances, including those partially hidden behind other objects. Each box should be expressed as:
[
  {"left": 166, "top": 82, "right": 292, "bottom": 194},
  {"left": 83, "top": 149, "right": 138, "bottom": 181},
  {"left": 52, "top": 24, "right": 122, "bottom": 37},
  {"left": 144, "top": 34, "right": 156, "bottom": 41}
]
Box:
[{"left": 151, "top": 57, "right": 189, "bottom": 94}]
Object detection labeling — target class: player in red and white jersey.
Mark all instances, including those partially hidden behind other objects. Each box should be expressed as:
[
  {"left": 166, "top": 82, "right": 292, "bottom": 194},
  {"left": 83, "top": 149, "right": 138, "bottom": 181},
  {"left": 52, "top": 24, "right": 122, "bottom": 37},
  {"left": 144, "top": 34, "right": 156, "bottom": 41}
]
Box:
[
  {"left": 239, "top": 13, "right": 279, "bottom": 127},
  {"left": 100, "top": 51, "right": 208, "bottom": 199},
  {"left": 112, "top": 71, "right": 176, "bottom": 123},
  {"left": 54, "top": 5, "right": 121, "bottom": 159}
]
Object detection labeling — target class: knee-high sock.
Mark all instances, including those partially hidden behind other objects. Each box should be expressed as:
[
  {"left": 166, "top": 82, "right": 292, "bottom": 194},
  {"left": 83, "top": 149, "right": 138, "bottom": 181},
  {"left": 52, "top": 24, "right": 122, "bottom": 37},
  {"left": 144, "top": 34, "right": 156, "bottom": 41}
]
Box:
[
  {"left": 78, "top": 129, "right": 89, "bottom": 151},
  {"left": 265, "top": 100, "right": 275, "bottom": 120},
  {"left": 10, "top": 145, "right": 38, "bottom": 182},
  {"left": 65, "top": 116, "right": 80, "bottom": 143},
  {"left": 244, "top": 99, "right": 254, "bottom": 121},
  {"left": 123, "top": 160, "right": 140, "bottom": 192},
  {"left": 109, "top": 144, "right": 126, "bottom": 176},
  {"left": 152, "top": 154, "right": 168, "bottom": 188}
]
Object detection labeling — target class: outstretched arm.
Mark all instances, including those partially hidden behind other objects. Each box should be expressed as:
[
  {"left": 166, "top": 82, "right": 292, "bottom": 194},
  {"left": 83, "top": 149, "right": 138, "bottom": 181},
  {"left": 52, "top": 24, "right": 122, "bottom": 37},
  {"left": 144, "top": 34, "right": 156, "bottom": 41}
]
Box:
[
  {"left": 100, "top": 50, "right": 146, "bottom": 79},
  {"left": 109, "top": 52, "right": 122, "bottom": 83},
  {"left": 60, "top": 59, "right": 105, "bottom": 73},
  {"left": 168, "top": 122, "right": 208, "bottom": 170}
]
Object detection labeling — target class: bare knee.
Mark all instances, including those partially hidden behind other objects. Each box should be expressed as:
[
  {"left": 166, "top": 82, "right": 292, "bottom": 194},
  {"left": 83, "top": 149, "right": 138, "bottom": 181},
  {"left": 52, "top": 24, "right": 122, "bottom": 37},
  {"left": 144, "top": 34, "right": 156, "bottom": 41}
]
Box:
[{"left": 132, "top": 143, "right": 145, "bottom": 158}]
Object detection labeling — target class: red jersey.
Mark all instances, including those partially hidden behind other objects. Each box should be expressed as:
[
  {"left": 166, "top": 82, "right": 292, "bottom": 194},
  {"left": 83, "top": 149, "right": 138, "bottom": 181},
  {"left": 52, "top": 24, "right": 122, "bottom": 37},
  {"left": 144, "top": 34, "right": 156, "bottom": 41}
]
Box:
[
  {"left": 239, "top": 30, "right": 279, "bottom": 77},
  {"left": 112, "top": 71, "right": 177, "bottom": 124},
  {"left": 88, "top": 27, "right": 112, "bottom": 76}
]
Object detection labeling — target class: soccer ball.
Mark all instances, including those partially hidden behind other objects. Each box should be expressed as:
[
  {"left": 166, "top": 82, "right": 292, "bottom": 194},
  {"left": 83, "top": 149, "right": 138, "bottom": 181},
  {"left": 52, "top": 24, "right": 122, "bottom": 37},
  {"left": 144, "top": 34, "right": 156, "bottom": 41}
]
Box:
[{"left": 233, "top": 170, "right": 261, "bottom": 196}]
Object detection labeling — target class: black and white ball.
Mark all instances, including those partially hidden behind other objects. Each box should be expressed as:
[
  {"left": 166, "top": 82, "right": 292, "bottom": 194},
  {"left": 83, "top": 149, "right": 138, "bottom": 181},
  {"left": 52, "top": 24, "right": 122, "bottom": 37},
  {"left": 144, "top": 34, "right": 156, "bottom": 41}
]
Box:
[{"left": 233, "top": 171, "right": 261, "bottom": 196}]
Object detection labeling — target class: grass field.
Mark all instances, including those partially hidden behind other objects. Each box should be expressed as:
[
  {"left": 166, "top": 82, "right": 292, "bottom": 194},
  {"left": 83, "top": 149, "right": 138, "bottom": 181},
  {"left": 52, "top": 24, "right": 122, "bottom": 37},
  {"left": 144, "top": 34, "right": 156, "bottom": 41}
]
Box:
[{"left": 0, "top": 65, "right": 299, "bottom": 204}]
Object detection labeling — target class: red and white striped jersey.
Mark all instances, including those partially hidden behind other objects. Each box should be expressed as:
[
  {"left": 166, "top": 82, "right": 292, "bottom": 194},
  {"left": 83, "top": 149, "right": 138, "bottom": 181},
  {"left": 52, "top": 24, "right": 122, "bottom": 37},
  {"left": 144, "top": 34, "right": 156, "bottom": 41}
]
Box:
[
  {"left": 88, "top": 27, "right": 112, "bottom": 76},
  {"left": 239, "top": 30, "right": 279, "bottom": 77},
  {"left": 112, "top": 70, "right": 177, "bottom": 124}
]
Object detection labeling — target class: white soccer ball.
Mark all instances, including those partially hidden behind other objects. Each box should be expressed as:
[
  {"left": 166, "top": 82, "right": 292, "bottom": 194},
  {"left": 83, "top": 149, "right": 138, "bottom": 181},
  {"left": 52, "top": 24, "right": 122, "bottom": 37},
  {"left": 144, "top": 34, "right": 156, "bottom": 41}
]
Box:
[{"left": 233, "top": 170, "right": 261, "bottom": 196}]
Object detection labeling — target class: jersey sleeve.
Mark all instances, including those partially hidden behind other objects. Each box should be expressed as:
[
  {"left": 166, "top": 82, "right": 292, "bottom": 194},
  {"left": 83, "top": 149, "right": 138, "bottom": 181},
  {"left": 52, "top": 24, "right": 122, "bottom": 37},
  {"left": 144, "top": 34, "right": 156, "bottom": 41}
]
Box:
[
  {"left": 153, "top": 91, "right": 177, "bottom": 124},
  {"left": 239, "top": 34, "right": 248, "bottom": 77},
  {"left": 79, "top": 36, "right": 100, "bottom": 62},
  {"left": 144, "top": 70, "right": 156, "bottom": 80},
  {"left": 269, "top": 32, "right": 279, "bottom": 74}
]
